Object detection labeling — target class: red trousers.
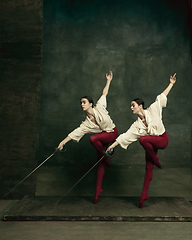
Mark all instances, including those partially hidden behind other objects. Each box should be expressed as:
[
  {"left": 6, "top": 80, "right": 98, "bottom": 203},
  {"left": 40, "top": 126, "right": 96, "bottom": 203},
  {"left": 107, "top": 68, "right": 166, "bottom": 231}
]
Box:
[
  {"left": 139, "top": 131, "right": 169, "bottom": 198},
  {"left": 89, "top": 127, "right": 118, "bottom": 194}
]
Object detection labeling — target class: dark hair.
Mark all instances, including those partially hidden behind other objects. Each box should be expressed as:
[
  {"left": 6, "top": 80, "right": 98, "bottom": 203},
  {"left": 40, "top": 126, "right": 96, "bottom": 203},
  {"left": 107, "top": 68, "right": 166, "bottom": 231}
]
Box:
[
  {"left": 80, "top": 96, "right": 94, "bottom": 106},
  {"left": 132, "top": 98, "right": 145, "bottom": 109}
]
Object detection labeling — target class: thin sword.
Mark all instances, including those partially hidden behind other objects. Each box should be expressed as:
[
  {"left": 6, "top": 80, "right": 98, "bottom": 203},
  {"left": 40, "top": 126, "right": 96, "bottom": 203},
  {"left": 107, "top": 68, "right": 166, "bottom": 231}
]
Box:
[
  {"left": 55, "top": 148, "right": 114, "bottom": 205},
  {"left": 3, "top": 145, "right": 65, "bottom": 198}
]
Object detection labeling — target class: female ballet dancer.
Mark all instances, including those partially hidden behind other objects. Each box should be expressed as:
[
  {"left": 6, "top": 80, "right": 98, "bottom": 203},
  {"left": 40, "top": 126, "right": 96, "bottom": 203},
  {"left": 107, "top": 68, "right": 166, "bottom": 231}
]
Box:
[
  {"left": 58, "top": 71, "right": 118, "bottom": 204},
  {"left": 106, "top": 73, "right": 176, "bottom": 208}
]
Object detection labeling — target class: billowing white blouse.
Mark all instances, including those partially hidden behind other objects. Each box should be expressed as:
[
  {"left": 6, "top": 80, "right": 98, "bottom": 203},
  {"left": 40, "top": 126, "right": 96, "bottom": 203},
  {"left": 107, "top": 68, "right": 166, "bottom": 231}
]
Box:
[
  {"left": 68, "top": 95, "right": 116, "bottom": 142},
  {"left": 116, "top": 93, "right": 167, "bottom": 149}
]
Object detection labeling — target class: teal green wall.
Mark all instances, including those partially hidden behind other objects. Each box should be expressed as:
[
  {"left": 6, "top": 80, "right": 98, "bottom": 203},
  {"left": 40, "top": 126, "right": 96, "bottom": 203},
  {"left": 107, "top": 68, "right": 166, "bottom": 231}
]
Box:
[{"left": 39, "top": 0, "right": 192, "bottom": 197}]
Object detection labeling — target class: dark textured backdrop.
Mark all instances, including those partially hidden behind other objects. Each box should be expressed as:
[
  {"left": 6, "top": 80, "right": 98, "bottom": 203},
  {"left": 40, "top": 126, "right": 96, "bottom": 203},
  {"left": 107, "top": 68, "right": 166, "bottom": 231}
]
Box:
[
  {"left": 0, "top": 0, "right": 43, "bottom": 198},
  {"left": 37, "top": 0, "right": 192, "bottom": 197},
  {"left": 0, "top": 0, "right": 192, "bottom": 199}
]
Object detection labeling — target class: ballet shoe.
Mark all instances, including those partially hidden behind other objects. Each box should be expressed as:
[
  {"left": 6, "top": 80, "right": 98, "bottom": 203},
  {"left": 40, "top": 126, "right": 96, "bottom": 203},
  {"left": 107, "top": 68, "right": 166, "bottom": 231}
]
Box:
[
  {"left": 150, "top": 156, "right": 162, "bottom": 169},
  {"left": 152, "top": 156, "right": 162, "bottom": 169},
  {"left": 93, "top": 189, "right": 103, "bottom": 204},
  {"left": 139, "top": 194, "right": 149, "bottom": 208}
]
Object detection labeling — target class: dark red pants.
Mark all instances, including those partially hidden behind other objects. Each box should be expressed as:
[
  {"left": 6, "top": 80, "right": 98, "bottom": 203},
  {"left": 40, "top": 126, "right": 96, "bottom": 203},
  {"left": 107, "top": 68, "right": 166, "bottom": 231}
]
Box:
[
  {"left": 89, "top": 127, "right": 118, "bottom": 194},
  {"left": 139, "top": 131, "right": 169, "bottom": 198}
]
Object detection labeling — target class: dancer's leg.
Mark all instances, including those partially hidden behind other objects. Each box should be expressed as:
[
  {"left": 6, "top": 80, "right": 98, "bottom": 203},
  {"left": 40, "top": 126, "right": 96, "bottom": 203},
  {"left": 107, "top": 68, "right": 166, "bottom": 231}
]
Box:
[
  {"left": 90, "top": 127, "right": 118, "bottom": 167},
  {"left": 90, "top": 128, "right": 118, "bottom": 204},
  {"left": 89, "top": 127, "right": 118, "bottom": 153},
  {"left": 139, "top": 151, "right": 156, "bottom": 208},
  {"left": 139, "top": 132, "right": 168, "bottom": 168},
  {"left": 93, "top": 151, "right": 105, "bottom": 204}
]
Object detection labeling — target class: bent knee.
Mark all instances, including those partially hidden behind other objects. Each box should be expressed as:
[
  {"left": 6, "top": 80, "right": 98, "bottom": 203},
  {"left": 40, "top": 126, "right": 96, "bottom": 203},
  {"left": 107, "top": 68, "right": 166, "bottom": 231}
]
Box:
[
  {"left": 139, "top": 136, "right": 147, "bottom": 145},
  {"left": 89, "top": 135, "right": 96, "bottom": 144}
]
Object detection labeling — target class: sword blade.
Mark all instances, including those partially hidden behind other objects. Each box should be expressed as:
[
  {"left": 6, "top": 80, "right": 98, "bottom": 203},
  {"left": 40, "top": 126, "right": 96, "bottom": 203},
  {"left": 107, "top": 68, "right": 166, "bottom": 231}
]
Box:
[
  {"left": 3, "top": 150, "right": 57, "bottom": 198},
  {"left": 55, "top": 155, "right": 105, "bottom": 205}
]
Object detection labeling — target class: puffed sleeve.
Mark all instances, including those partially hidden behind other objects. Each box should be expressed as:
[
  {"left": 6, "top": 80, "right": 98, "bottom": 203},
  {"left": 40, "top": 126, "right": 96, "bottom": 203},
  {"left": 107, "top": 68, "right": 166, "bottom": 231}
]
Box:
[
  {"left": 68, "top": 121, "right": 90, "bottom": 142},
  {"left": 151, "top": 93, "right": 167, "bottom": 110},
  {"left": 156, "top": 93, "right": 167, "bottom": 108},
  {"left": 116, "top": 123, "right": 141, "bottom": 149},
  {"left": 148, "top": 93, "right": 167, "bottom": 117},
  {"left": 96, "top": 95, "right": 107, "bottom": 109}
]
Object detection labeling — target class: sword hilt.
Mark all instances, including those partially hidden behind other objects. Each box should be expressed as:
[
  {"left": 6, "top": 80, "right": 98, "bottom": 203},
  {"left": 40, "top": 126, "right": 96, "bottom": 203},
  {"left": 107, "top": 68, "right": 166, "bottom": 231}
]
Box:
[
  {"left": 55, "top": 144, "right": 67, "bottom": 152},
  {"left": 103, "top": 147, "right": 114, "bottom": 157}
]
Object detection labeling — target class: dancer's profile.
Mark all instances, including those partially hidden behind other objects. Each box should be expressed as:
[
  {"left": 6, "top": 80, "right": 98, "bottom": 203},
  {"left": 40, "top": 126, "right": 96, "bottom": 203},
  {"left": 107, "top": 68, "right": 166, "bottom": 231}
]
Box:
[
  {"left": 58, "top": 71, "right": 118, "bottom": 204},
  {"left": 107, "top": 73, "right": 176, "bottom": 208}
]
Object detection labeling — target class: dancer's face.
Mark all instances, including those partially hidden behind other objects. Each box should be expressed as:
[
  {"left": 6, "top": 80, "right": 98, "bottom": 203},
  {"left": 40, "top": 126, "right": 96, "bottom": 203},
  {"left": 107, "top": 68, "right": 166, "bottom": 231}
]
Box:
[
  {"left": 131, "top": 101, "right": 142, "bottom": 114},
  {"left": 80, "top": 98, "right": 93, "bottom": 111}
]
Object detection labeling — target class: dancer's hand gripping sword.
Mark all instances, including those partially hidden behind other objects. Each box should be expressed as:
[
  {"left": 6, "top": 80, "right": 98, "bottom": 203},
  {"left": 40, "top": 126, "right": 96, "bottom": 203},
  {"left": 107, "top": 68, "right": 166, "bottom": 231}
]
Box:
[
  {"left": 3, "top": 144, "right": 66, "bottom": 198},
  {"left": 55, "top": 148, "right": 114, "bottom": 205}
]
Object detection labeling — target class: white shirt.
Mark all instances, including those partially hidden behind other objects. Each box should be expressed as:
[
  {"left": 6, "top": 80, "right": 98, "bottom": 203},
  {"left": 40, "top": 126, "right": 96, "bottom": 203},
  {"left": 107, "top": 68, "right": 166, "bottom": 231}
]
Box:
[
  {"left": 68, "top": 95, "right": 116, "bottom": 142},
  {"left": 116, "top": 93, "right": 167, "bottom": 149}
]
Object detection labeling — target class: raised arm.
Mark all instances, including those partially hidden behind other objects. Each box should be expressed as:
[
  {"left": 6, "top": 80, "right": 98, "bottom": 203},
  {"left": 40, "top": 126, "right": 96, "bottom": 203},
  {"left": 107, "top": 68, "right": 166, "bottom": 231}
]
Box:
[
  {"left": 163, "top": 73, "right": 176, "bottom": 97},
  {"left": 102, "top": 70, "right": 113, "bottom": 96}
]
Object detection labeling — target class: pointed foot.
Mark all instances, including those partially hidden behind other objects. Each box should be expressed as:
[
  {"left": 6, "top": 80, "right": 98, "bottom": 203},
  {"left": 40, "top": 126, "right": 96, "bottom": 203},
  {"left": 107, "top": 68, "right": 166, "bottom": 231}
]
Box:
[
  {"left": 93, "top": 190, "right": 103, "bottom": 204},
  {"left": 139, "top": 194, "right": 149, "bottom": 208}
]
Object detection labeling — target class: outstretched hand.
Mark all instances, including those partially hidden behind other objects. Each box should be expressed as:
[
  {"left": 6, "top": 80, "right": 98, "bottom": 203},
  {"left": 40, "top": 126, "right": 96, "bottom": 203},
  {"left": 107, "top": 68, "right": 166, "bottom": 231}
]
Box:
[
  {"left": 106, "top": 145, "right": 114, "bottom": 153},
  {"left": 170, "top": 73, "right": 176, "bottom": 84},
  {"left": 106, "top": 70, "right": 113, "bottom": 82},
  {"left": 57, "top": 142, "right": 64, "bottom": 151}
]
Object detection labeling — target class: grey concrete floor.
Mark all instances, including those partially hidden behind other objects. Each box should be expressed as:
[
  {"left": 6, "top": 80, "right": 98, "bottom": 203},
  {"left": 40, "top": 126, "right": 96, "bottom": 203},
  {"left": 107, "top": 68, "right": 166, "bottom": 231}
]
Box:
[
  {"left": 1, "top": 200, "right": 192, "bottom": 240},
  {"left": 3, "top": 196, "right": 192, "bottom": 221},
  {"left": 1, "top": 165, "right": 192, "bottom": 239}
]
